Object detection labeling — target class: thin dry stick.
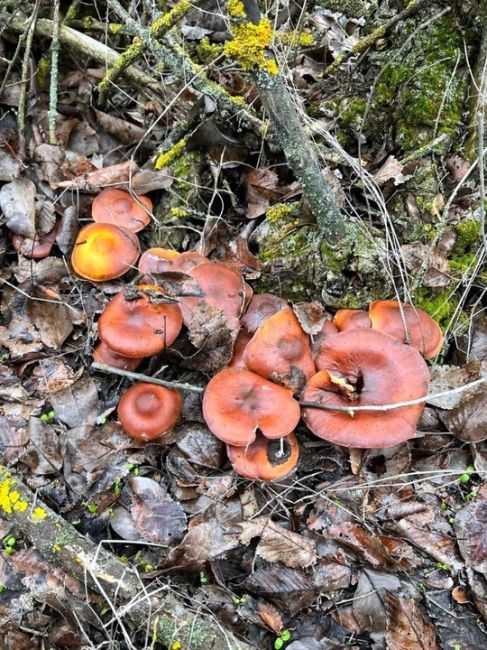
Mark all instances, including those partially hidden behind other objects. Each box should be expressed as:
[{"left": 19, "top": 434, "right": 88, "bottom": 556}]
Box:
[
  {"left": 48, "top": 0, "right": 60, "bottom": 144},
  {"left": 91, "top": 362, "right": 204, "bottom": 393},
  {"left": 300, "top": 374, "right": 487, "bottom": 414},
  {"left": 17, "top": 0, "right": 39, "bottom": 140}
]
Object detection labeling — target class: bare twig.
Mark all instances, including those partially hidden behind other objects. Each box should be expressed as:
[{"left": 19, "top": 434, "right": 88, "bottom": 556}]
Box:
[
  {"left": 48, "top": 0, "right": 60, "bottom": 144},
  {"left": 91, "top": 362, "right": 204, "bottom": 393}
]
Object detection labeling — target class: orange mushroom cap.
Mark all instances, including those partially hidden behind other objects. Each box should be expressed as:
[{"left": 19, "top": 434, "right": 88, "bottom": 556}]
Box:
[
  {"left": 228, "top": 329, "right": 253, "bottom": 369},
  {"left": 172, "top": 251, "right": 208, "bottom": 274},
  {"left": 302, "top": 329, "right": 430, "bottom": 448},
  {"left": 368, "top": 299, "right": 443, "bottom": 359},
  {"left": 92, "top": 188, "right": 152, "bottom": 233},
  {"left": 202, "top": 368, "right": 301, "bottom": 446},
  {"left": 179, "top": 262, "right": 245, "bottom": 330},
  {"left": 241, "top": 293, "right": 287, "bottom": 334},
  {"left": 226, "top": 432, "right": 299, "bottom": 481},
  {"left": 311, "top": 319, "right": 339, "bottom": 359},
  {"left": 93, "top": 341, "right": 143, "bottom": 371},
  {"left": 334, "top": 309, "right": 371, "bottom": 332},
  {"left": 12, "top": 221, "right": 59, "bottom": 259},
  {"left": 138, "top": 247, "right": 181, "bottom": 276},
  {"left": 118, "top": 382, "right": 181, "bottom": 441},
  {"left": 71, "top": 223, "right": 140, "bottom": 282},
  {"left": 243, "top": 307, "right": 315, "bottom": 390},
  {"left": 98, "top": 284, "right": 183, "bottom": 357}
]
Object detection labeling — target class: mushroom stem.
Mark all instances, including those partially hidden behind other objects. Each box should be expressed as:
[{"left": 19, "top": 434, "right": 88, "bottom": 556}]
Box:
[
  {"left": 300, "top": 373, "right": 487, "bottom": 413},
  {"left": 91, "top": 362, "right": 204, "bottom": 393}
]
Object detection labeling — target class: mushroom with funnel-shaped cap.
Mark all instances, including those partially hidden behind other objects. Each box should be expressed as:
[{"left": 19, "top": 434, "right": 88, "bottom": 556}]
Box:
[{"left": 226, "top": 432, "right": 299, "bottom": 481}]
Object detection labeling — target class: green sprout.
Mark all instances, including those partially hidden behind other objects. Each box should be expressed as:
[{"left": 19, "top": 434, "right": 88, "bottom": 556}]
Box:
[
  {"left": 82, "top": 501, "right": 97, "bottom": 513},
  {"left": 459, "top": 465, "right": 476, "bottom": 484},
  {"left": 3, "top": 535, "right": 16, "bottom": 555},
  {"left": 274, "top": 630, "right": 292, "bottom": 649},
  {"left": 199, "top": 570, "right": 208, "bottom": 584},
  {"left": 40, "top": 410, "right": 55, "bottom": 422},
  {"left": 233, "top": 595, "right": 248, "bottom": 605}
]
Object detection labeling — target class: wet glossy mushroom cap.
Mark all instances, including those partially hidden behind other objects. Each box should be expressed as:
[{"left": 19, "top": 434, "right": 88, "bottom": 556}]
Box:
[
  {"left": 71, "top": 223, "right": 140, "bottom": 282},
  {"left": 179, "top": 262, "right": 245, "bottom": 330},
  {"left": 93, "top": 341, "right": 143, "bottom": 371},
  {"left": 138, "top": 247, "right": 180, "bottom": 276},
  {"left": 334, "top": 309, "right": 371, "bottom": 332},
  {"left": 228, "top": 329, "right": 253, "bottom": 369},
  {"left": 92, "top": 188, "right": 152, "bottom": 233},
  {"left": 226, "top": 432, "right": 299, "bottom": 481},
  {"left": 118, "top": 382, "right": 182, "bottom": 441},
  {"left": 98, "top": 284, "right": 183, "bottom": 357},
  {"left": 243, "top": 307, "right": 315, "bottom": 390},
  {"left": 302, "top": 329, "right": 430, "bottom": 448},
  {"left": 241, "top": 293, "right": 287, "bottom": 334},
  {"left": 12, "top": 221, "right": 59, "bottom": 259},
  {"left": 203, "top": 368, "right": 301, "bottom": 446},
  {"left": 368, "top": 300, "right": 443, "bottom": 359}
]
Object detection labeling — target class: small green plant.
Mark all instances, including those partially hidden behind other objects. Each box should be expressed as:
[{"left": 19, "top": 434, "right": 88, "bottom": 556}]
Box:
[
  {"left": 434, "top": 561, "right": 450, "bottom": 571},
  {"left": 199, "top": 570, "right": 208, "bottom": 585},
  {"left": 82, "top": 501, "right": 97, "bottom": 513},
  {"left": 274, "top": 630, "right": 291, "bottom": 649},
  {"left": 0, "top": 583, "right": 5, "bottom": 593},
  {"left": 232, "top": 595, "right": 248, "bottom": 605},
  {"left": 124, "top": 462, "right": 140, "bottom": 476},
  {"left": 3, "top": 535, "right": 16, "bottom": 555},
  {"left": 40, "top": 410, "right": 55, "bottom": 422},
  {"left": 113, "top": 478, "right": 122, "bottom": 495},
  {"left": 459, "top": 465, "right": 476, "bottom": 484}
]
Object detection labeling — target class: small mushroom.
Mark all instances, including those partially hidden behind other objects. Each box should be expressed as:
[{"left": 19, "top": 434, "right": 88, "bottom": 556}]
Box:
[
  {"left": 118, "top": 382, "right": 181, "bottom": 441},
  {"left": 302, "top": 329, "right": 430, "bottom": 448},
  {"left": 243, "top": 307, "right": 315, "bottom": 391},
  {"left": 226, "top": 432, "right": 299, "bottom": 481},
  {"left": 98, "top": 284, "right": 183, "bottom": 357},
  {"left": 93, "top": 341, "right": 143, "bottom": 371},
  {"left": 92, "top": 188, "right": 152, "bottom": 232},
  {"left": 12, "top": 220, "right": 59, "bottom": 259},
  {"left": 334, "top": 309, "right": 371, "bottom": 332},
  {"left": 203, "top": 367, "right": 301, "bottom": 446},
  {"left": 368, "top": 299, "right": 443, "bottom": 359},
  {"left": 71, "top": 223, "right": 140, "bottom": 282}
]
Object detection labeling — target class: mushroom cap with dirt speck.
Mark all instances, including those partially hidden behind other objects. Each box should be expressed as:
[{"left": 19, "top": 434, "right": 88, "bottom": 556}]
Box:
[
  {"left": 92, "top": 188, "right": 152, "bottom": 233},
  {"left": 98, "top": 284, "right": 183, "bottom": 358},
  {"left": 118, "top": 382, "right": 182, "bottom": 441},
  {"left": 302, "top": 329, "right": 430, "bottom": 448},
  {"left": 71, "top": 222, "right": 140, "bottom": 282},
  {"left": 368, "top": 299, "right": 443, "bottom": 360},
  {"left": 226, "top": 432, "right": 299, "bottom": 481},
  {"left": 203, "top": 367, "right": 301, "bottom": 446}
]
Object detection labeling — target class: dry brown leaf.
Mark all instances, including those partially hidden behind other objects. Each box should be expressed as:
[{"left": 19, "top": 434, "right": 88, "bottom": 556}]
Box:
[
  {"left": 374, "top": 155, "right": 411, "bottom": 186},
  {"left": 0, "top": 178, "right": 36, "bottom": 238},
  {"left": 49, "top": 372, "right": 99, "bottom": 427},
  {"left": 52, "top": 160, "right": 138, "bottom": 191},
  {"left": 292, "top": 301, "right": 328, "bottom": 335},
  {"left": 184, "top": 301, "right": 238, "bottom": 372},
  {"left": 238, "top": 516, "right": 317, "bottom": 568},
  {"left": 401, "top": 244, "right": 450, "bottom": 287},
  {"left": 256, "top": 600, "right": 283, "bottom": 633},
  {"left": 428, "top": 361, "right": 487, "bottom": 410},
  {"left": 385, "top": 592, "right": 439, "bottom": 650},
  {"left": 455, "top": 484, "right": 487, "bottom": 574}
]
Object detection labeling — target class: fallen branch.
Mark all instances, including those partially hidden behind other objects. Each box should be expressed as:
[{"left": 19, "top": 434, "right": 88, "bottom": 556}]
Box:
[
  {"left": 91, "top": 361, "right": 205, "bottom": 393},
  {"left": 0, "top": 466, "right": 255, "bottom": 650}
]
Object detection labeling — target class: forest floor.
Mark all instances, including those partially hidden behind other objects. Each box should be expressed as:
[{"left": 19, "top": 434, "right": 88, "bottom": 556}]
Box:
[{"left": 1, "top": 1, "right": 487, "bottom": 649}]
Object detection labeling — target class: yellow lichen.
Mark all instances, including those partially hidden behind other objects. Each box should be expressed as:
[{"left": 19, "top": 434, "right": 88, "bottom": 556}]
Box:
[
  {"left": 0, "top": 476, "right": 28, "bottom": 515},
  {"left": 155, "top": 138, "right": 187, "bottom": 170},
  {"left": 228, "top": 0, "right": 246, "bottom": 18},
  {"left": 197, "top": 37, "right": 224, "bottom": 63},
  {"left": 52, "top": 543, "right": 61, "bottom": 552},
  {"left": 150, "top": 0, "right": 191, "bottom": 35},
  {"left": 224, "top": 18, "right": 277, "bottom": 74},
  {"left": 170, "top": 207, "right": 188, "bottom": 218},
  {"left": 278, "top": 31, "right": 314, "bottom": 47},
  {"left": 36, "top": 57, "right": 50, "bottom": 90},
  {"left": 32, "top": 507, "right": 47, "bottom": 521},
  {"left": 266, "top": 203, "right": 295, "bottom": 223},
  {"left": 109, "top": 23, "right": 123, "bottom": 34}
]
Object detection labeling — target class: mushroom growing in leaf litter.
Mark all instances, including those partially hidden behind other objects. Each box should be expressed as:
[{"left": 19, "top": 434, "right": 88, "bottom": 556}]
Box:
[
  {"left": 118, "top": 382, "right": 182, "bottom": 441},
  {"left": 98, "top": 284, "right": 183, "bottom": 357},
  {"left": 93, "top": 341, "right": 143, "bottom": 371},
  {"left": 302, "top": 329, "right": 430, "bottom": 448},
  {"left": 226, "top": 432, "right": 299, "bottom": 481},
  {"left": 138, "top": 247, "right": 181, "bottom": 276},
  {"left": 203, "top": 367, "right": 301, "bottom": 446},
  {"left": 92, "top": 188, "right": 152, "bottom": 232},
  {"left": 333, "top": 309, "right": 371, "bottom": 332},
  {"left": 71, "top": 222, "right": 140, "bottom": 282}
]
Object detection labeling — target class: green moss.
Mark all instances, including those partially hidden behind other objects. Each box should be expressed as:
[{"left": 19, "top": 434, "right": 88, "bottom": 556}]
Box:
[
  {"left": 453, "top": 219, "right": 481, "bottom": 255},
  {"left": 339, "top": 97, "right": 367, "bottom": 129},
  {"left": 197, "top": 37, "right": 224, "bottom": 63},
  {"left": 414, "top": 287, "right": 455, "bottom": 329}
]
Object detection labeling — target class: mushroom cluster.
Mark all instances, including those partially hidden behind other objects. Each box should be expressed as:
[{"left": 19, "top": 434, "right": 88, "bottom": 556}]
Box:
[{"left": 76, "top": 191, "right": 442, "bottom": 482}]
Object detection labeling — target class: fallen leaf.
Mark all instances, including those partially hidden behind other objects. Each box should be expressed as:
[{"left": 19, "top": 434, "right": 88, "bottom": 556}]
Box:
[
  {"left": 52, "top": 160, "right": 138, "bottom": 191},
  {"left": 49, "top": 372, "right": 99, "bottom": 427},
  {"left": 0, "top": 178, "right": 36, "bottom": 238},
  {"left": 385, "top": 592, "right": 439, "bottom": 650},
  {"left": 401, "top": 244, "right": 450, "bottom": 287},
  {"left": 183, "top": 302, "right": 238, "bottom": 372},
  {"left": 455, "top": 484, "right": 487, "bottom": 574},
  {"left": 374, "top": 155, "right": 411, "bottom": 186},
  {"left": 292, "top": 301, "right": 328, "bottom": 335}
]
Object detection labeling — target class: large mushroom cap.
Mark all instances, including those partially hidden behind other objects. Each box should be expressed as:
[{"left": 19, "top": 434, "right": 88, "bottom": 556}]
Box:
[
  {"left": 98, "top": 284, "right": 183, "bottom": 357},
  {"left": 118, "top": 382, "right": 181, "bottom": 441},
  {"left": 179, "top": 262, "right": 245, "bottom": 329},
  {"left": 71, "top": 223, "right": 140, "bottom": 282},
  {"left": 368, "top": 300, "right": 443, "bottom": 360},
  {"left": 93, "top": 341, "right": 143, "bottom": 371},
  {"left": 243, "top": 307, "right": 315, "bottom": 391},
  {"left": 241, "top": 293, "right": 287, "bottom": 334},
  {"left": 303, "top": 329, "right": 430, "bottom": 448},
  {"left": 172, "top": 251, "right": 208, "bottom": 274},
  {"left": 203, "top": 368, "right": 301, "bottom": 446},
  {"left": 92, "top": 188, "right": 152, "bottom": 232},
  {"left": 334, "top": 309, "right": 371, "bottom": 332},
  {"left": 226, "top": 432, "right": 299, "bottom": 481}
]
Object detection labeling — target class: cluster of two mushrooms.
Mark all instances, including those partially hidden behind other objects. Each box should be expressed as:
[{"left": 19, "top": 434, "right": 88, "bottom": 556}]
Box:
[{"left": 202, "top": 298, "right": 443, "bottom": 481}]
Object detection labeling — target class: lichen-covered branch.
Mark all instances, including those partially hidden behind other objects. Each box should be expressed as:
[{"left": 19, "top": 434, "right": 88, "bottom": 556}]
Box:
[
  {"left": 226, "top": 0, "right": 348, "bottom": 242},
  {"left": 0, "top": 466, "right": 255, "bottom": 650},
  {"left": 465, "top": 0, "right": 487, "bottom": 161},
  {"left": 48, "top": 0, "right": 60, "bottom": 144}
]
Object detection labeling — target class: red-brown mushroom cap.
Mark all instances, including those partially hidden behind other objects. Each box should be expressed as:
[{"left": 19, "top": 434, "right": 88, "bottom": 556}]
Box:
[
  {"left": 138, "top": 247, "right": 180, "bottom": 276},
  {"left": 228, "top": 329, "right": 253, "bottom": 369},
  {"left": 241, "top": 293, "right": 287, "bottom": 334},
  {"left": 302, "top": 329, "right": 430, "bottom": 448},
  {"left": 12, "top": 221, "right": 59, "bottom": 259},
  {"left": 98, "top": 284, "right": 183, "bottom": 357},
  {"left": 118, "top": 382, "right": 181, "bottom": 441},
  {"left": 92, "top": 188, "right": 152, "bottom": 233},
  {"left": 71, "top": 223, "right": 140, "bottom": 282},
  {"left": 243, "top": 307, "right": 315, "bottom": 390},
  {"left": 334, "top": 309, "right": 371, "bottom": 332},
  {"left": 172, "top": 251, "right": 208, "bottom": 274},
  {"left": 368, "top": 300, "right": 443, "bottom": 359},
  {"left": 93, "top": 341, "right": 143, "bottom": 371},
  {"left": 203, "top": 368, "right": 301, "bottom": 446},
  {"left": 226, "top": 432, "right": 299, "bottom": 481},
  {"left": 311, "top": 319, "right": 339, "bottom": 359},
  {"left": 179, "top": 262, "right": 245, "bottom": 330}
]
